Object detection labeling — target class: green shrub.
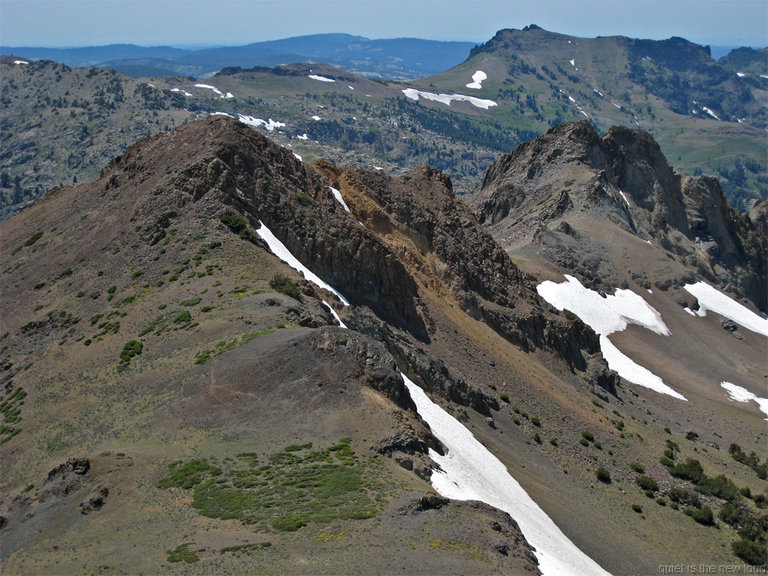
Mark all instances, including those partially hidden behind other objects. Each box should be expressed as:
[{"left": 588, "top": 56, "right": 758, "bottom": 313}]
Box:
[
  {"left": 732, "top": 539, "right": 767, "bottom": 565},
  {"left": 596, "top": 466, "right": 611, "bottom": 484},
  {"left": 630, "top": 462, "right": 645, "bottom": 474},
  {"left": 269, "top": 274, "right": 302, "bottom": 301},
  {"left": 582, "top": 431, "right": 594, "bottom": 442},
  {"left": 667, "top": 486, "right": 701, "bottom": 509},
  {"left": 499, "top": 393, "right": 510, "bottom": 403},
  {"left": 531, "top": 417, "right": 541, "bottom": 427},
  {"left": 119, "top": 340, "right": 143, "bottom": 364},
  {"left": 631, "top": 504, "right": 643, "bottom": 513},
  {"left": 696, "top": 474, "right": 740, "bottom": 502},
  {"left": 166, "top": 543, "right": 200, "bottom": 563},
  {"left": 158, "top": 460, "right": 211, "bottom": 489},
  {"left": 636, "top": 475, "right": 659, "bottom": 492},
  {"left": 686, "top": 506, "right": 714, "bottom": 526},
  {"left": 667, "top": 458, "right": 704, "bottom": 483},
  {"left": 24, "top": 231, "right": 43, "bottom": 246}
]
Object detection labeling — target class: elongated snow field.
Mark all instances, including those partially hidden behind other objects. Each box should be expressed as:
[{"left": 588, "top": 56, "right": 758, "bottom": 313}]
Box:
[
  {"left": 684, "top": 281, "right": 768, "bottom": 337},
  {"left": 721, "top": 382, "right": 768, "bottom": 420},
  {"left": 537, "top": 275, "right": 686, "bottom": 400},
  {"left": 256, "top": 221, "right": 349, "bottom": 306},
  {"left": 401, "top": 88, "right": 497, "bottom": 110},
  {"left": 403, "top": 374, "right": 611, "bottom": 576},
  {"left": 256, "top": 222, "right": 607, "bottom": 573}
]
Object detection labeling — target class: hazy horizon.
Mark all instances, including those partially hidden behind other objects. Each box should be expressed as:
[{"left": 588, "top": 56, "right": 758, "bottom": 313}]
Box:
[{"left": 1, "top": 0, "right": 766, "bottom": 49}]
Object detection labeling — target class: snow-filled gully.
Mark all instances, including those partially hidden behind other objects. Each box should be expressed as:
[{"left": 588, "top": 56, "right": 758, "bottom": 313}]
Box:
[{"left": 256, "top": 219, "right": 611, "bottom": 575}]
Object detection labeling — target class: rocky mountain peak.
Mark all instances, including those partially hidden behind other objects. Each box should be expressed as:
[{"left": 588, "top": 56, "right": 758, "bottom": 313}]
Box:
[{"left": 471, "top": 120, "right": 766, "bottom": 311}]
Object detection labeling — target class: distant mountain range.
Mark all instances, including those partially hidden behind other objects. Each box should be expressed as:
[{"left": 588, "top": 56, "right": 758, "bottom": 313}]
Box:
[
  {"left": 0, "top": 34, "right": 478, "bottom": 80},
  {"left": 1, "top": 25, "right": 766, "bottom": 220}
]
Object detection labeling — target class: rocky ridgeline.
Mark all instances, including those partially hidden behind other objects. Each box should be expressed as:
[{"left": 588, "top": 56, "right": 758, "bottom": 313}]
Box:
[
  {"left": 316, "top": 158, "right": 603, "bottom": 374},
  {"left": 473, "top": 120, "right": 767, "bottom": 312}
]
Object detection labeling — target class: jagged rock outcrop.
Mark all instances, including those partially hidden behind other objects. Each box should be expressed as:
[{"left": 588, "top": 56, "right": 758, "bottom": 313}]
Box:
[
  {"left": 100, "top": 115, "right": 429, "bottom": 338},
  {"left": 318, "top": 160, "right": 602, "bottom": 373},
  {"left": 471, "top": 120, "right": 767, "bottom": 311}
]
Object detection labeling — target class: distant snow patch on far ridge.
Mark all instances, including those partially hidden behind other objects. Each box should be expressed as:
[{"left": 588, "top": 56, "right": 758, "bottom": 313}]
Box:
[
  {"left": 195, "top": 83, "right": 234, "bottom": 98},
  {"left": 311, "top": 115, "right": 322, "bottom": 121},
  {"left": 465, "top": 70, "right": 487, "bottom": 89},
  {"left": 402, "top": 88, "right": 497, "bottom": 110},
  {"left": 256, "top": 221, "right": 350, "bottom": 307},
  {"left": 171, "top": 88, "right": 193, "bottom": 97},
  {"left": 721, "top": 382, "right": 768, "bottom": 420},
  {"left": 329, "top": 187, "right": 350, "bottom": 212},
  {"left": 237, "top": 114, "right": 285, "bottom": 132},
  {"left": 309, "top": 74, "right": 335, "bottom": 83},
  {"left": 683, "top": 281, "right": 768, "bottom": 337},
  {"left": 13, "top": 60, "right": 28, "bottom": 65},
  {"left": 537, "top": 275, "right": 686, "bottom": 400}
]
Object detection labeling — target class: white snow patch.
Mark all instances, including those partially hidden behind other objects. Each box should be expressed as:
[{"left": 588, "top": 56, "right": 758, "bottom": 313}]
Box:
[
  {"left": 569, "top": 59, "right": 576, "bottom": 67},
  {"left": 171, "top": 88, "right": 193, "bottom": 97},
  {"left": 618, "top": 190, "right": 630, "bottom": 208},
  {"left": 647, "top": 289, "right": 653, "bottom": 294},
  {"left": 600, "top": 337, "right": 686, "bottom": 400},
  {"left": 293, "top": 152, "right": 302, "bottom": 161},
  {"left": 466, "top": 70, "right": 487, "bottom": 89},
  {"left": 612, "top": 102, "right": 622, "bottom": 109},
  {"left": 13, "top": 60, "right": 29, "bottom": 65},
  {"left": 568, "top": 95, "right": 576, "bottom": 103},
  {"left": 402, "top": 88, "right": 497, "bottom": 110},
  {"left": 537, "top": 275, "right": 685, "bottom": 399},
  {"left": 237, "top": 114, "right": 285, "bottom": 132},
  {"left": 593, "top": 88, "right": 604, "bottom": 97},
  {"left": 210, "top": 111, "right": 234, "bottom": 118},
  {"left": 721, "top": 382, "right": 768, "bottom": 420},
  {"left": 403, "top": 374, "right": 611, "bottom": 576},
  {"left": 348, "top": 85, "right": 354, "bottom": 90},
  {"left": 256, "top": 221, "right": 349, "bottom": 306},
  {"left": 311, "top": 115, "right": 322, "bottom": 121},
  {"left": 760, "top": 75, "right": 768, "bottom": 79},
  {"left": 702, "top": 107, "right": 719, "bottom": 120},
  {"left": 195, "top": 83, "right": 233, "bottom": 98},
  {"left": 309, "top": 74, "right": 335, "bottom": 83},
  {"left": 297, "top": 133, "right": 309, "bottom": 140},
  {"left": 683, "top": 282, "right": 768, "bottom": 337},
  {"left": 329, "top": 187, "right": 350, "bottom": 212},
  {"left": 737, "top": 72, "right": 746, "bottom": 77},
  {"left": 323, "top": 300, "right": 347, "bottom": 328}
]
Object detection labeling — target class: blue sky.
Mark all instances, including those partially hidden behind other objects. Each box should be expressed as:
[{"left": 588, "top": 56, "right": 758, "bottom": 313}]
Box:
[{"left": 1, "top": 0, "right": 766, "bottom": 48}]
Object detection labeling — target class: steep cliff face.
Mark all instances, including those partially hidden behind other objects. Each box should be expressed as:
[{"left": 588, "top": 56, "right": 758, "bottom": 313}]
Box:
[
  {"left": 316, "top": 160, "right": 601, "bottom": 371},
  {"left": 471, "top": 120, "right": 767, "bottom": 311}
]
